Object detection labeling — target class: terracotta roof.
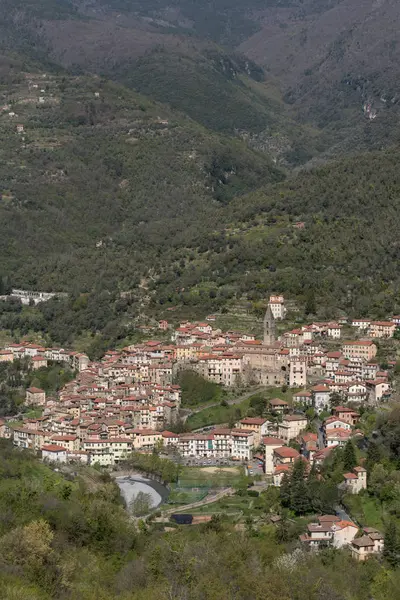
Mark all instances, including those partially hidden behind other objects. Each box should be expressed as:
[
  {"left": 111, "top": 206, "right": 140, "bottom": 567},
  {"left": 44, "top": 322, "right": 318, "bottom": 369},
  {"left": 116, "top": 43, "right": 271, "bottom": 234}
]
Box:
[
  {"left": 240, "top": 417, "right": 268, "bottom": 425},
  {"left": 162, "top": 430, "right": 178, "bottom": 438},
  {"left": 274, "top": 446, "right": 299, "bottom": 458},
  {"left": 312, "top": 385, "right": 330, "bottom": 392},
  {"left": 269, "top": 398, "right": 289, "bottom": 406},
  {"left": 263, "top": 436, "right": 286, "bottom": 445},
  {"left": 42, "top": 444, "right": 67, "bottom": 452},
  {"left": 318, "top": 515, "right": 340, "bottom": 522},
  {"left": 352, "top": 536, "right": 375, "bottom": 548},
  {"left": 283, "top": 414, "right": 307, "bottom": 422},
  {"left": 343, "top": 472, "right": 357, "bottom": 479},
  {"left": 26, "top": 387, "right": 45, "bottom": 393}
]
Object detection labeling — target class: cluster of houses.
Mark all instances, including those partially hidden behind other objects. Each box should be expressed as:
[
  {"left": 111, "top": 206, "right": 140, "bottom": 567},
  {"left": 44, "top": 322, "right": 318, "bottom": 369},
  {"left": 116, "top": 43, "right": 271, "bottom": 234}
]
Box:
[
  {"left": 0, "top": 341, "right": 90, "bottom": 372},
  {"left": 0, "top": 338, "right": 186, "bottom": 465},
  {"left": 0, "top": 295, "right": 398, "bottom": 471},
  {"left": 299, "top": 515, "right": 384, "bottom": 561}
]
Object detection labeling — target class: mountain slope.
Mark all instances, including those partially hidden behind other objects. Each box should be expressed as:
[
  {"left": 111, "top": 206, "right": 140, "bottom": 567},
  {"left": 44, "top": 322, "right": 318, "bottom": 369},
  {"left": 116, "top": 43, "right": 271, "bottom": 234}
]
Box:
[
  {"left": 0, "top": 60, "right": 283, "bottom": 294},
  {"left": 148, "top": 147, "right": 400, "bottom": 319}
]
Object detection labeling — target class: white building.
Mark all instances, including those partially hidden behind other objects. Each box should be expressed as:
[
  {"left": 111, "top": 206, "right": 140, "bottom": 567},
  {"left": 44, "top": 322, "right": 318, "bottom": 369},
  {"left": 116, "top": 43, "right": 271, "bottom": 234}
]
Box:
[
  {"left": 268, "top": 295, "right": 286, "bottom": 320},
  {"left": 42, "top": 444, "right": 68, "bottom": 463}
]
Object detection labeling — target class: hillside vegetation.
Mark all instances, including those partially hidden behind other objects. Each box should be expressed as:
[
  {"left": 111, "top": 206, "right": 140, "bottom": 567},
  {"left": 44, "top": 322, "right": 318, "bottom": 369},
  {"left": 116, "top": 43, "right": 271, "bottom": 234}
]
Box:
[
  {"left": 0, "top": 62, "right": 282, "bottom": 292},
  {"left": 0, "top": 440, "right": 399, "bottom": 600}
]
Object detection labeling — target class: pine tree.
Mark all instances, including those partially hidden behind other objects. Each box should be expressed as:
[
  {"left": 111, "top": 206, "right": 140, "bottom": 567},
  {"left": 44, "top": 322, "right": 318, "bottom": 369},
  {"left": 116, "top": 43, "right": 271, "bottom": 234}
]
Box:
[
  {"left": 343, "top": 440, "right": 357, "bottom": 471},
  {"left": 384, "top": 519, "right": 400, "bottom": 567},
  {"left": 366, "top": 441, "right": 382, "bottom": 474},
  {"left": 290, "top": 458, "right": 311, "bottom": 515},
  {"left": 279, "top": 473, "right": 291, "bottom": 508},
  {"left": 305, "top": 289, "right": 316, "bottom": 315}
]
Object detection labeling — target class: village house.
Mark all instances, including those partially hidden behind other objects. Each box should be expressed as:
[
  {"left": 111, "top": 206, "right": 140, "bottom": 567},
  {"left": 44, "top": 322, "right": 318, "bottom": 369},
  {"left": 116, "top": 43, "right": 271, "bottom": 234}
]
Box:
[
  {"left": 0, "top": 419, "right": 11, "bottom": 439},
  {"left": 325, "top": 428, "right": 352, "bottom": 447},
  {"left": 31, "top": 355, "right": 48, "bottom": 370},
  {"left": 312, "top": 385, "right": 331, "bottom": 414},
  {"left": 269, "top": 398, "right": 289, "bottom": 414},
  {"left": 42, "top": 444, "right": 68, "bottom": 463},
  {"left": 300, "top": 515, "right": 358, "bottom": 549},
  {"left": 289, "top": 357, "right": 307, "bottom": 387},
  {"left": 342, "top": 341, "right": 377, "bottom": 362},
  {"left": 26, "top": 387, "right": 46, "bottom": 406},
  {"left": 238, "top": 417, "right": 269, "bottom": 446},
  {"left": 333, "top": 406, "right": 360, "bottom": 425},
  {"left": 273, "top": 446, "right": 300, "bottom": 467},
  {"left": 0, "top": 349, "right": 13, "bottom": 362},
  {"left": 230, "top": 429, "right": 254, "bottom": 461},
  {"left": 51, "top": 435, "right": 80, "bottom": 452},
  {"left": 131, "top": 429, "right": 162, "bottom": 451},
  {"left": 263, "top": 436, "right": 286, "bottom": 475},
  {"left": 351, "top": 319, "right": 371, "bottom": 330},
  {"left": 342, "top": 466, "right": 367, "bottom": 494},
  {"left": 268, "top": 295, "right": 286, "bottom": 320},
  {"left": 366, "top": 379, "right": 391, "bottom": 404},
  {"left": 369, "top": 321, "right": 396, "bottom": 339},
  {"left": 351, "top": 528, "right": 384, "bottom": 561},
  {"left": 292, "top": 391, "right": 312, "bottom": 407},
  {"left": 212, "top": 428, "right": 232, "bottom": 458},
  {"left": 278, "top": 414, "right": 307, "bottom": 442}
]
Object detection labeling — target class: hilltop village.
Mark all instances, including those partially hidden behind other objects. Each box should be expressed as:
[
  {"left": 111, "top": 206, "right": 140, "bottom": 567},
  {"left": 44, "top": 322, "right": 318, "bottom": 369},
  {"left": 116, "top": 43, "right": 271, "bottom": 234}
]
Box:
[{"left": 0, "top": 295, "right": 396, "bottom": 479}]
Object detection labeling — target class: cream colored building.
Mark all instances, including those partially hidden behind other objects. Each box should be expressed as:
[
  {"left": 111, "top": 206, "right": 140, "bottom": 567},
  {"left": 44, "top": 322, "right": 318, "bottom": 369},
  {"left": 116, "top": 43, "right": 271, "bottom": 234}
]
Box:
[
  {"left": 263, "top": 436, "right": 285, "bottom": 474},
  {"left": 369, "top": 321, "right": 396, "bottom": 338},
  {"left": 342, "top": 341, "right": 377, "bottom": 361},
  {"left": 278, "top": 414, "right": 307, "bottom": 442},
  {"left": 343, "top": 466, "right": 367, "bottom": 494},
  {"left": 26, "top": 387, "right": 46, "bottom": 406},
  {"left": 238, "top": 417, "right": 269, "bottom": 446}
]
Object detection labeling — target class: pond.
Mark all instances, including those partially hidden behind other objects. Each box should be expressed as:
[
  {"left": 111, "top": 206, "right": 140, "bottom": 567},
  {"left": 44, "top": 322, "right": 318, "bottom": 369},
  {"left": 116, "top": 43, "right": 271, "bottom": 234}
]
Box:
[{"left": 115, "top": 474, "right": 169, "bottom": 510}]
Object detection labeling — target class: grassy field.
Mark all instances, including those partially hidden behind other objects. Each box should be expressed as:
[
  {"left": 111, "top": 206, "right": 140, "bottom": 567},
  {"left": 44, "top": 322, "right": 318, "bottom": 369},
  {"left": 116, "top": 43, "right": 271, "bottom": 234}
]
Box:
[
  {"left": 186, "top": 387, "right": 297, "bottom": 430},
  {"left": 177, "top": 466, "right": 243, "bottom": 487},
  {"left": 343, "top": 494, "right": 385, "bottom": 530},
  {"left": 186, "top": 398, "right": 252, "bottom": 430}
]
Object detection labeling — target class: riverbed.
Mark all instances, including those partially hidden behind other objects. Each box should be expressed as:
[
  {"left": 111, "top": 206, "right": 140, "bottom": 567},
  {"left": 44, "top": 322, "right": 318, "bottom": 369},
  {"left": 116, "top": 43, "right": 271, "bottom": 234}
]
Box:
[{"left": 115, "top": 474, "right": 169, "bottom": 509}]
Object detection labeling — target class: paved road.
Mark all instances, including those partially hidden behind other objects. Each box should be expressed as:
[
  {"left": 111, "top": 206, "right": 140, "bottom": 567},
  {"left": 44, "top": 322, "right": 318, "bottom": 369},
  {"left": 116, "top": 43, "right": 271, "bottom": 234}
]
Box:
[{"left": 335, "top": 504, "right": 356, "bottom": 524}]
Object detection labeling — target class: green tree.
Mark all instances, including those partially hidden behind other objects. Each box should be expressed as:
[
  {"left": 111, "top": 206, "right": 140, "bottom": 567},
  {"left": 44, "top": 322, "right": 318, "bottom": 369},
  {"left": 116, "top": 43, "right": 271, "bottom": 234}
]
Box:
[
  {"left": 343, "top": 440, "right": 357, "bottom": 471},
  {"left": 366, "top": 441, "right": 382, "bottom": 474},
  {"left": 383, "top": 519, "right": 400, "bottom": 567},
  {"left": 305, "top": 289, "right": 316, "bottom": 315},
  {"left": 279, "top": 473, "right": 291, "bottom": 508},
  {"left": 290, "top": 458, "right": 311, "bottom": 514},
  {"left": 129, "top": 492, "right": 152, "bottom": 517}
]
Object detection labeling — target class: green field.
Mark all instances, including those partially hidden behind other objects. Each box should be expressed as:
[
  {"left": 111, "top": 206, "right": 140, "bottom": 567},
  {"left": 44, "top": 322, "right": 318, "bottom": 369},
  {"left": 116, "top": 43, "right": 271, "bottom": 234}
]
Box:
[
  {"left": 343, "top": 494, "right": 385, "bottom": 530},
  {"left": 186, "top": 387, "right": 297, "bottom": 430},
  {"left": 178, "top": 466, "right": 244, "bottom": 487},
  {"left": 186, "top": 398, "right": 252, "bottom": 430}
]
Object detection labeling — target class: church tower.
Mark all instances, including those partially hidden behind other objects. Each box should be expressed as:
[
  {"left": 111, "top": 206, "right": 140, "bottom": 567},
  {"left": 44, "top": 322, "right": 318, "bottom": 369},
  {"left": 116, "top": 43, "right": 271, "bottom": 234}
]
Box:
[{"left": 263, "top": 304, "right": 276, "bottom": 345}]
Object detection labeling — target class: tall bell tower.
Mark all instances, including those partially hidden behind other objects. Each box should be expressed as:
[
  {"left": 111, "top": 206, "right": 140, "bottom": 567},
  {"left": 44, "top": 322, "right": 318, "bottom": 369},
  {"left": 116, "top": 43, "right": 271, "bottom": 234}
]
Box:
[{"left": 263, "top": 303, "right": 276, "bottom": 346}]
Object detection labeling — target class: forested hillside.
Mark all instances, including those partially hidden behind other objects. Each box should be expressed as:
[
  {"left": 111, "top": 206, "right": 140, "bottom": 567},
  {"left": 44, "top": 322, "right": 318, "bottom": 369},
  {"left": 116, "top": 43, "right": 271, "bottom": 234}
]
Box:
[
  {"left": 149, "top": 148, "right": 400, "bottom": 319},
  {"left": 0, "top": 0, "right": 400, "bottom": 350},
  {"left": 0, "top": 440, "right": 398, "bottom": 600},
  {"left": 0, "top": 60, "right": 281, "bottom": 291}
]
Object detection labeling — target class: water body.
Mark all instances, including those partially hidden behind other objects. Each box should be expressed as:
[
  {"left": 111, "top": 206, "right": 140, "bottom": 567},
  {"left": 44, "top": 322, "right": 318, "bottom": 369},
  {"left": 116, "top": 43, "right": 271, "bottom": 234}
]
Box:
[{"left": 116, "top": 475, "right": 169, "bottom": 509}]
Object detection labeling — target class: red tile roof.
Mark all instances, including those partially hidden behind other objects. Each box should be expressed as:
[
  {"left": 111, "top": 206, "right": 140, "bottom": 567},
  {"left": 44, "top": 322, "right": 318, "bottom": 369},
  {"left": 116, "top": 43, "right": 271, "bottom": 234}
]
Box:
[{"left": 274, "top": 446, "right": 299, "bottom": 458}]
